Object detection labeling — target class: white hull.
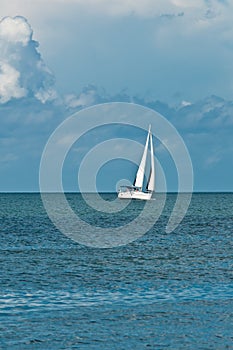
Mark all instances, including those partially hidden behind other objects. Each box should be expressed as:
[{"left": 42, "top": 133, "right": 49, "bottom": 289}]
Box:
[{"left": 118, "top": 190, "right": 152, "bottom": 200}]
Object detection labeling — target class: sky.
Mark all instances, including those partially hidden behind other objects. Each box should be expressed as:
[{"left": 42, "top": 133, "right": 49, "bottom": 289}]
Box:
[{"left": 0, "top": 0, "right": 233, "bottom": 192}]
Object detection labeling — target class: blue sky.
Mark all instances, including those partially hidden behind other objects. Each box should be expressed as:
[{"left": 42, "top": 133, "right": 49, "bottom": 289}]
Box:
[{"left": 0, "top": 0, "right": 233, "bottom": 192}]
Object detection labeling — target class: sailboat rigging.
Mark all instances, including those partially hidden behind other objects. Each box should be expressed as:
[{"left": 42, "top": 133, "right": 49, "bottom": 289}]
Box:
[{"left": 118, "top": 125, "right": 155, "bottom": 200}]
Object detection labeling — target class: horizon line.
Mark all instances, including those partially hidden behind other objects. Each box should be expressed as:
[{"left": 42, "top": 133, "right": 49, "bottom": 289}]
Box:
[{"left": 0, "top": 191, "right": 233, "bottom": 194}]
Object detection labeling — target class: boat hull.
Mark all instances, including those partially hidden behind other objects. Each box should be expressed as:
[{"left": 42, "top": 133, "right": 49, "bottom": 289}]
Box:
[{"left": 118, "top": 190, "right": 152, "bottom": 201}]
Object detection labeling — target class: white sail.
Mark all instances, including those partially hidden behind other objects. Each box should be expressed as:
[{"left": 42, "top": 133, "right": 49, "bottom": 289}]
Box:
[
  {"left": 118, "top": 125, "right": 155, "bottom": 201},
  {"left": 134, "top": 126, "right": 150, "bottom": 189},
  {"left": 147, "top": 132, "right": 155, "bottom": 192}
]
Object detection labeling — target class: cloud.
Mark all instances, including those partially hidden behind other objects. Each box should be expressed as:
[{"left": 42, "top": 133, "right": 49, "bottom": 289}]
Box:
[
  {"left": 0, "top": 11, "right": 233, "bottom": 191},
  {"left": 180, "top": 100, "right": 192, "bottom": 107},
  {"left": 0, "top": 16, "right": 56, "bottom": 104},
  {"left": 64, "top": 85, "right": 117, "bottom": 109},
  {"left": 0, "top": 0, "right": 218, "bottom": 26},
  {"left": 1, "top": 1, "right": 231, "bottom": 103},
  {"left": 0, "top": 15, "right": 32, "bottom": 45},
  {"left": 33, "top": 0, "right": 205, "bottom": 17},
  {"left": 64, "top": 86, "right": 98, "bottom": 109},
  {"left": 0, "top": 62, "right": 27, "bottom": 103},
  {"left": 29, "top": 0, "right": 231, "bottom": 23}
]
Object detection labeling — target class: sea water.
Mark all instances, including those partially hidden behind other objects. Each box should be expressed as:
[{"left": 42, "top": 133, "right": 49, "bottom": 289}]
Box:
[{"left": 0, "top": 193, "right": 232, "bottom": 349}]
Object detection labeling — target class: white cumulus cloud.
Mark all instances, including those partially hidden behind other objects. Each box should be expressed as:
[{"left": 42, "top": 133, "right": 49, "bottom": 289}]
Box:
[
  {"left": 0, "top": 16, "right": 56, "bottom": 104},
  {"left": 0, "top": 62, "right": 27, "bottom": 103},
  {"left": 0, "top": 15, "right": 32, "bottom": 46}
]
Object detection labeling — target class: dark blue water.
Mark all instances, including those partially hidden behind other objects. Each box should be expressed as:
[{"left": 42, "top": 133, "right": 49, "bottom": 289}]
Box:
[{"left": 0, "top": 193, "right": 233, "bottom": 349}]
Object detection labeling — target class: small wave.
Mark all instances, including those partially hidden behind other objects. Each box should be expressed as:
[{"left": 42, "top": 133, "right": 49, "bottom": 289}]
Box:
[{"left": 0, "top": 284, "right": 232, "bottom": 313}]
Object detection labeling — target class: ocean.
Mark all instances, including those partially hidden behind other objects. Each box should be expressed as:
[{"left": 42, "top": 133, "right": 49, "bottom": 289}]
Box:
[{"left": 0, "top": 193, "right": 232, "bottom": 349}]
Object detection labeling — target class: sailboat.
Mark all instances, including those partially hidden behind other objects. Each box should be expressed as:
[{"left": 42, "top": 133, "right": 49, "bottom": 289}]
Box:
[{"left": 118, "top": 125, "right": 155, "bottom": 200}]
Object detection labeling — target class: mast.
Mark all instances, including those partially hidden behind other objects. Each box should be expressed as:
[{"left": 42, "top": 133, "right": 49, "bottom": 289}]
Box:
[{"left": 134, "top": 125, "right": 151, "bottom": 189}]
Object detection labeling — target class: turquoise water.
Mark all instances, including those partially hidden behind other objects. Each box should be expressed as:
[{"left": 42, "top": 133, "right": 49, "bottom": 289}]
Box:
[{"left": 0, "top": 193, "right": 233, "bottom": 349}]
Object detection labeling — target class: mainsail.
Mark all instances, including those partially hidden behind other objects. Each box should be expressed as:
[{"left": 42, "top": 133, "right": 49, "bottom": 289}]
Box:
[
  {"left": 147, "top": 132, "right": 155, "bottom": 192},
  {"left": 134, "top": 125, "right": 151, "bottom": 189}
]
